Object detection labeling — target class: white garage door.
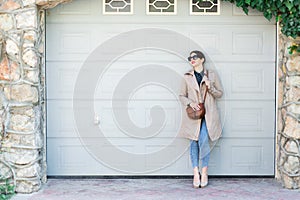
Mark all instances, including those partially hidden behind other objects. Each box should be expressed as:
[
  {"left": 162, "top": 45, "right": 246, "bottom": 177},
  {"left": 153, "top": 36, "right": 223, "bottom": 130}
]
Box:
[{"left": 46, "top": 0, "right": 276, "bottom": 176}]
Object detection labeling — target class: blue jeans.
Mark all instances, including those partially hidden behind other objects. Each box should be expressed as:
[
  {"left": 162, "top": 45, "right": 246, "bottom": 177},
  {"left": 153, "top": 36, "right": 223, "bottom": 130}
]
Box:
[{"left": 190, "top": 119, "right": 210, "bottom": 169}]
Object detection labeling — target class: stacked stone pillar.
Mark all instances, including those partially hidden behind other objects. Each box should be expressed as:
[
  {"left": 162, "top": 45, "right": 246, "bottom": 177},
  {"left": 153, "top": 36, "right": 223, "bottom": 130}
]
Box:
[
  {"left": 0, "top": 0, "right": 46, "bottom": 193},
  {"left": 277, "top": 33, "right": 300, "bottom": 189},
  {"left": 0, "top": 0, "right": 70, "bottom": 194}
]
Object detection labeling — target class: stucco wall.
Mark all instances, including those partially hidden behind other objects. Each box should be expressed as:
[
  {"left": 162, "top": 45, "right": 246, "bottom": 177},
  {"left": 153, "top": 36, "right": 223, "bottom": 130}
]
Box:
[{"left": 0, "top": 0, "right": 299, "bottom": 193}]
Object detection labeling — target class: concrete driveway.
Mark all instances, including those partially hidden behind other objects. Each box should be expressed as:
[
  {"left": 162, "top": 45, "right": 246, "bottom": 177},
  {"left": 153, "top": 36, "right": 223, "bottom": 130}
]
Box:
[{"left": 12, "top": 178, "right": 300, "bottom": 200}]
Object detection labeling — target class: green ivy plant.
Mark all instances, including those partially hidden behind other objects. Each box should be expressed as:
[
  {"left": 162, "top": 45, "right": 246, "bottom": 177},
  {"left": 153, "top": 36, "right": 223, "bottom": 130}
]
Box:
[
  {"left": 0, "top": 179, "right": 15, "bottom": 200},
  {"left": 0, "top": 113, "right": 15, "bottom": 200},
  {"left": 221, "top": 0, "right": 300, "bottom": 54},
  {"left": 288, "top": 44, "right": 300, "bottom": 54},
  {"left": 0, "top": 156, "right": 15, "bottom": 200}
]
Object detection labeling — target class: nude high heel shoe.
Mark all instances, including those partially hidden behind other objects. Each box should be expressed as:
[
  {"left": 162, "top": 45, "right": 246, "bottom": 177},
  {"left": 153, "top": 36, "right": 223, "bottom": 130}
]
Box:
[
  {"left": 200, "top": 172, "right": 208, "bottom": 188},
  {"left": 193, "top": 172, "right": 200, "bottom": 188},
  {"left": 193, "top": 180, "right": 200, "bottom": 188}
]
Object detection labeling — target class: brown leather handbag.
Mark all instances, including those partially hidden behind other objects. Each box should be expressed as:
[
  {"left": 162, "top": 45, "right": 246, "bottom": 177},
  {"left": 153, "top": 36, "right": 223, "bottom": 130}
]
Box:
[{"left": 186, "top": 85, "right": 208, "bottom": 120}]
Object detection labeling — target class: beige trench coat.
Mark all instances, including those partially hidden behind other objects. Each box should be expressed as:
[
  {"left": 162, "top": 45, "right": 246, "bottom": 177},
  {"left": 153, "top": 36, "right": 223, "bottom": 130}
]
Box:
[{"left": 179, "top": 69, "right": 223, "bottom": 141}]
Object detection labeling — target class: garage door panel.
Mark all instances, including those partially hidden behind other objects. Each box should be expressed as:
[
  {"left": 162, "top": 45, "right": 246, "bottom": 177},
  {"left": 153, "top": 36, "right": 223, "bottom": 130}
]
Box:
[
  {"left": 47, "top": 61, "right": 121, "bottom": 100},
  {"left": 48, "top": 137, "right": 274, "bottom": 175},
  {"left": 48, "top": 100, "right": 274, "bottom": 140},
  {"left": 99, "top": 101, "right": 182, "bottom": 138},
  {"left": 215, "top": 62, "right": 275, "bottom": 100},
  {"left": 48, "top": 137, "right": 187, "bottom": 156},
  {"left": 218, "top": 100, "right": 275, "bottom": 138},
  {"left": 47, "top": 100, "right": 75, "bottom": 138},
  {"left": 187, "top": 32, "right": 221, "bottom": 56},
  {"left": 207, "top": 145, "right": 222, "bottom": 170},
  {"left": 47, "top": 60, "right": 189, "bottom": 100},
  {"left": 209, "top": 138, "right": 274, "bottom": 175},
  {"left": 46, "top": 25, "right": 125, "bottom": 61},
  {"left": 48, "top": 0, "right": 97, "bottom": 17},
  {"left": 48, "top": 139, "right": 95, "bottom": 173},
  {"left": 47, "top": 137, "right": 191, "bottom": 175},
  {"left": 232, "top": 31, "right": 264, "bottom": 55},
  {"left": 227, "top": 138, "right": 274, "bottom": 175},
  {"left": 95, "top": 67, "right": 185, "bottom": 100},
  {"left": 47, "top": 61, "right": 275, "bottom": 100},
  {"left": 188, "top": 26, "right": 275, "bottom": 58},
  {"left": 47, "top": 103, "right": 71, "bottom": 136},
  {"left": 46, "top": 62, "right": 80, "bottom": 100},
  {"left": 144, "top": 145, "right": 180, "bottom": 172},
  {"left": 47, "top": 100, "right": 97, "bottom": 138},
  {"left": 48, "top": 100, "right": 182, "bottom": 138},
  {"left": 46, "top": 24, "right": 275, "bottom": 62},
  {"left": 47, "top": 138, "right": 119, "bottom": 175}
]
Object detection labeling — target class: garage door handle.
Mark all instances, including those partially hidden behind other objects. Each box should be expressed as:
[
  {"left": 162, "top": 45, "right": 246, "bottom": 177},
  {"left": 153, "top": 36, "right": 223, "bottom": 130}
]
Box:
[{"left": 94, "top": 115, "right": 100, "bottom": 125}]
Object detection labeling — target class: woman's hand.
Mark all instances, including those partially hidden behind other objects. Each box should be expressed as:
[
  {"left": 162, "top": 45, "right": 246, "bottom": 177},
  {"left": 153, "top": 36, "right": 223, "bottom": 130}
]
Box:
[{"left": 189, "top": 102, "right": 200, "bottom": 111}]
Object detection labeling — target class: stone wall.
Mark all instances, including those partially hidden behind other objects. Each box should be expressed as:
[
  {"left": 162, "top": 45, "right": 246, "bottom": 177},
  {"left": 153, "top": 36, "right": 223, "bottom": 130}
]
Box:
[
  {"left": 0, "top": 0, "right": 44, "bottom": 194},
  {"left": 0, "top": 0, "right": 299, "bottom": 193},
  {"left": 277, "top": 33, "right": 300, "bottom": 189},
  {"left": 0, "top": 0, "right": 70, "bottom": 193}
]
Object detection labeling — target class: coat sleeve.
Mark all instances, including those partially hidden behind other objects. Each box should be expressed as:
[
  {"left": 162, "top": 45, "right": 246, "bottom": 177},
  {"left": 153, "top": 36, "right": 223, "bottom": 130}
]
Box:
[
  {"left": 208, "top": 71, "right": 223, "bottom": 99},
  {"left": 179, "top": 77, "right": 193, "bottom": 107}
]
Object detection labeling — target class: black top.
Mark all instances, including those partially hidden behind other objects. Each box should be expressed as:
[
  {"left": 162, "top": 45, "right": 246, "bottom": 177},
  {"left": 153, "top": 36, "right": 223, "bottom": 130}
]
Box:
[{"left": 194, "top": 70, "right": 204, "bottom": 86}]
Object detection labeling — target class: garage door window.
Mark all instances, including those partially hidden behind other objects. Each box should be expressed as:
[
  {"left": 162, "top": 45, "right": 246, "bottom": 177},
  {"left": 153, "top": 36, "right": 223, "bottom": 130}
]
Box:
[
  {"left": 103, "top": 0, "right": 133, "bottom": 14},
  {"left": 190, "top": 0, "right": 220, "bottom": 15},
  {"left": 146, "top": 0, "right": 177, "bottom": 15}
]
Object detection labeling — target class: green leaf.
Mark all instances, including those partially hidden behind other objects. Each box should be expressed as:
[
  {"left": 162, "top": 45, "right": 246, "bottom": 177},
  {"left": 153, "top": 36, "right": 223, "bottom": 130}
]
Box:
[
  {"left": 263, "top": 11, "right": 272, "bottom": 20},
  {"left": 236, "top": 1, "right": 244, "bottom": 7},
  {"left": 276, "top": 15, "right": 282, "bottom": 22},
  {"left": 279, "top": 6, "right": 286, "bottom": 12},
  {"left": 288, "top": 44, "right": 300, "bottom": 54},
  {"left": 242, "top": 7, "right": 249, "bottom": 15},
  {"left": 285, "top": 2, "right": 293, "bottom": 10}
]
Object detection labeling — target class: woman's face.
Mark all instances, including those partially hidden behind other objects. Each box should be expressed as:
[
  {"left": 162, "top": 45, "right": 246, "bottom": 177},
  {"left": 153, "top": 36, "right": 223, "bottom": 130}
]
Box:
[{"left": 188, "top": 53, "right": 204, "bottom": 67}]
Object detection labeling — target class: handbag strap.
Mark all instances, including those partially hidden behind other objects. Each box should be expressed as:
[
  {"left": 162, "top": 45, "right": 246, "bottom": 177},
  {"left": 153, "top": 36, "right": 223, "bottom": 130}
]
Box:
[
  {"left": 202, "top": 70, "right": 209, "bottom": 103},
  {"left": 203, "top": 85, "right": 208, "bottom": 103}
]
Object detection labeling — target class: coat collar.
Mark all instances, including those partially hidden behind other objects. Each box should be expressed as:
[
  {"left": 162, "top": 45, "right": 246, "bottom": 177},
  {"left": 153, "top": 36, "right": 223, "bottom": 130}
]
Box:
[
  {"left": 184, "top": 69, "right": 208, "bottom": 92},
  {"left": 185, "top": 69, "right": 208, "bottom": 76}
]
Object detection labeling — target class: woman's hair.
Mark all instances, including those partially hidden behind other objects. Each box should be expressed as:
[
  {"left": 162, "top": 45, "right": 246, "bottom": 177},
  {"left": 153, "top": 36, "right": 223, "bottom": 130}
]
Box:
[{"left": 190, "top": 50, "right": 206, "bottom": 64}]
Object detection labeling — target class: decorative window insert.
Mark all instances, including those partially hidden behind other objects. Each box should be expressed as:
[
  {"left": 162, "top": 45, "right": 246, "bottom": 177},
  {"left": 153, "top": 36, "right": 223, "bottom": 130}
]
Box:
[
  {"left": 103, "top": 0, "right": 133, "bottom": 15},
  {"left": 190, "top": 0, "right": 220, "bottom": 15},
  {"left": 146, "top": 0, "right": 177, "bottom": 15}
]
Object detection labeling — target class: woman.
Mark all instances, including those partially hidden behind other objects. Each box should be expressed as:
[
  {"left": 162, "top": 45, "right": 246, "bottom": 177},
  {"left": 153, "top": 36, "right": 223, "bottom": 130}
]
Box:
[{"left": 179, "top": 50, "right": 223, "bottom": 188}]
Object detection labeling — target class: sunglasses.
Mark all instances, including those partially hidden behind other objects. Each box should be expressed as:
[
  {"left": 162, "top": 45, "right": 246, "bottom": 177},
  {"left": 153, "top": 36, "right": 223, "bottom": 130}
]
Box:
[{"left": 187, "top": 55, "right": 200, "bottom": 62}]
